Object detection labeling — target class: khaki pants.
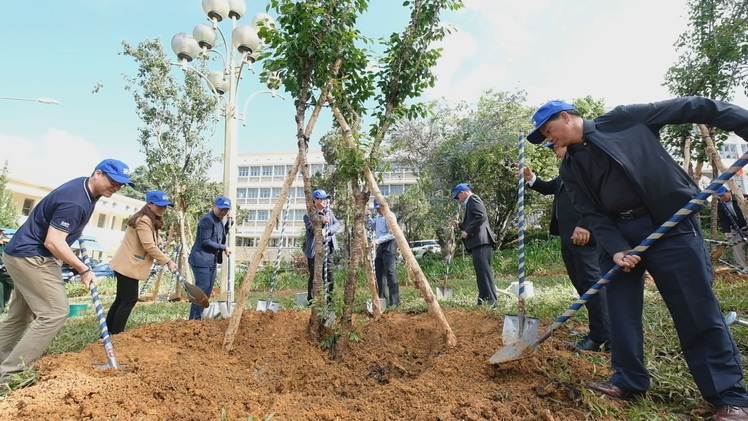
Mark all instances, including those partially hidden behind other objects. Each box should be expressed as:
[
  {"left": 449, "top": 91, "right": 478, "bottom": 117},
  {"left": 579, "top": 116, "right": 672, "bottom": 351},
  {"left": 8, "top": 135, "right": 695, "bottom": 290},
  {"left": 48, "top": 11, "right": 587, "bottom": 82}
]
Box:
[{"left": 0, "top": 254, "right": 68, "bottom": 376}]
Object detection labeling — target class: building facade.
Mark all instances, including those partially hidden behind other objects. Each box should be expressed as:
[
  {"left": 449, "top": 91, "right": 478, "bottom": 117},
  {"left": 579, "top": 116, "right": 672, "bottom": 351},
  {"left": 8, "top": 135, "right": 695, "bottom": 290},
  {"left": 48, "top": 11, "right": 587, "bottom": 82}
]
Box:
[{"left": 233, "top": 150, "right": 418, "bottom": 263}]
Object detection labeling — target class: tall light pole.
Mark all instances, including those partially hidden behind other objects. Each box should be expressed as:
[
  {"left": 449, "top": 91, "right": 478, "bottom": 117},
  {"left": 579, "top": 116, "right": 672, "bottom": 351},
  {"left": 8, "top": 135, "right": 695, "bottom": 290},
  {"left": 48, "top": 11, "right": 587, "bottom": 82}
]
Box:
[
  {"left": 0, "top": 97, "right": 60, "bottom": 105},
  {"left": 171, "top": 0, "right": 280, "bottom": 304}
]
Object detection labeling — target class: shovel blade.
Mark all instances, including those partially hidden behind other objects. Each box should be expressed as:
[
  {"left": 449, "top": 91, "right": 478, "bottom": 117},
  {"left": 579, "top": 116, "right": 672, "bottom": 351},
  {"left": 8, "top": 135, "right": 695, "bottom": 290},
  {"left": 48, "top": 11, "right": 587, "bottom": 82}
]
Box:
[
  {"left": 183, "top": 282, "right": 209, "bottom": 308},
  {"left": 488, "top": 340, "right": 537, "bottom": 364},
  {"left": 501, "top": 314, "right": 540, "bottom": 345}
]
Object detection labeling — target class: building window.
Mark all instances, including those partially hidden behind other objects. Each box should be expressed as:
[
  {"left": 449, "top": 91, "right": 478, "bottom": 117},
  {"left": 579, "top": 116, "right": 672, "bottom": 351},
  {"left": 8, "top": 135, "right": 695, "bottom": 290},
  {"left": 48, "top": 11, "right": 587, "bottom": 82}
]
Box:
[
  {"left": 247, "top": 188, "right": 258, "bottom": 198},
  {"left": 380, "top": 185, "right": 390, "bottom": 195},
  {"left": 272, "top": 187, "right": 282, "bottom": 198},
  {"left": 239, "top": 167, "right": 249, "bottom": 177},
  {"left": 21, "top": 198, "right": 35, "bottom": 216},
  {"left": 97, "top": 214, "right": 106, "bottom": 228},
  {"left": 260, "top": 188, "right": 271, "bottom": 198},
  {"left": 110, "top": 217, "right": 117, "bottom": 229},
  {"left": 262, "top": 166, "right": 273, "bottom": 176},
  {"left": 311, "top": 164, "right": 324, "bottom": 175},
  {"left": 247, "top": 210, "right": 257, "bottom": 221},
  {"left": 250, "top": 166, "right": 261, "bottom": 176},
  {"left": 390, "top": 184, "right": 404, "bottom": 195},
  {"left": 237, "top": 188, "right": 247, "bottom": 199},
  {"left": 720, "top": 144, "right": 739, "bottom": 159},
  {"left": 257, "top": 210, "right": 269, "bottom": 221},
  {"left": 274, "top": 165, "right": 286, "bottom": 176}
]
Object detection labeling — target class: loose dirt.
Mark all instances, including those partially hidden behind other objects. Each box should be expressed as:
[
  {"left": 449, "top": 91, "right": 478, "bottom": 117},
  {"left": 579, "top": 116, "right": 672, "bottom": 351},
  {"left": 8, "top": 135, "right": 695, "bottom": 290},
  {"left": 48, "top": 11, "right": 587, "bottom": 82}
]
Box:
[{"left": 0, "top": 308, "right": 691, "bottom": 420}]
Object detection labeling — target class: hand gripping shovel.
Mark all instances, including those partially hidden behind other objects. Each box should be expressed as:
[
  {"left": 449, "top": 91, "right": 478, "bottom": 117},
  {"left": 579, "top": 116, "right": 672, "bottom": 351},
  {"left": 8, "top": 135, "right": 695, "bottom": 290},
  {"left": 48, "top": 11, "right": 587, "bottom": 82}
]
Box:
[
  {"left": 78, "top": 240, "right": 118, "bottom": 370},
  {"left": 502, "top": 135, "right": 540, "bottom": 344},
  {"left": 489, "top": 152, "right": 748, "bottom": 365}
]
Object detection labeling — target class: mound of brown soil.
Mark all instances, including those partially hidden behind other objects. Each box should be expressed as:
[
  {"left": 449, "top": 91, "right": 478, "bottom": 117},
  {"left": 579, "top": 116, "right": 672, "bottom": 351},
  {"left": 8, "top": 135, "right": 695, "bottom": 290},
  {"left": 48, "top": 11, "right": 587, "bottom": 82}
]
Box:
[{"left": 0, "top": 309, "right": 622, "bottom": 420}]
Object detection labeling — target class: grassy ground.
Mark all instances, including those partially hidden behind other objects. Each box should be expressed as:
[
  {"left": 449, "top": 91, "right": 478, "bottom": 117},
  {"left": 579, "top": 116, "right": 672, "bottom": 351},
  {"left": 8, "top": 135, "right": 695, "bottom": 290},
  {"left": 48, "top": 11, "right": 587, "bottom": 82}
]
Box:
[{"left": 5, "top": 236, "right": 748, "bottom": 419}]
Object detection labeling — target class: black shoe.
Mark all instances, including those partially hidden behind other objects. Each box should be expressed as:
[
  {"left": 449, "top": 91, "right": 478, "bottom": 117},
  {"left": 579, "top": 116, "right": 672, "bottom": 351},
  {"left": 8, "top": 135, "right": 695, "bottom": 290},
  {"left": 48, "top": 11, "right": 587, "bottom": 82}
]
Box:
[{"left": 565, "top": 337, "right": 607, "bottom": 352}]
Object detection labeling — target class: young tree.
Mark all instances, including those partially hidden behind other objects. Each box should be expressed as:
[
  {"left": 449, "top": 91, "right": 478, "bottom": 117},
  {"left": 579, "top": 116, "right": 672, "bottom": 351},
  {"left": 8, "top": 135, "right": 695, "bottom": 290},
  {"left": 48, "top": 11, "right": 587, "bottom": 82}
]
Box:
[
  {"left": 122, "top": 39, "right": 220, "bottom": 281},
  {"left": 0, "top": 163, "right": 18, "bottom": 228}
]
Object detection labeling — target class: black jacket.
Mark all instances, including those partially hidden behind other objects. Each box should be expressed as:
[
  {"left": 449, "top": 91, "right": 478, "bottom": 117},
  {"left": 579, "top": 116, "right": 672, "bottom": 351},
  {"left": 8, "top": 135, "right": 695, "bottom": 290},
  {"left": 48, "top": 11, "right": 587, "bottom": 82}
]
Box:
[
  {"left": 529, "top": 176, "right": 595, "bottom": 246},
  {"left": 459, "top": 194, "right": 497, "bottom": 251},
  {"left": 560, "top": 96, "right": 748, "bottom": 257},
  {"left": 717, "top": 200, "right": 748, "bottom": 233}
]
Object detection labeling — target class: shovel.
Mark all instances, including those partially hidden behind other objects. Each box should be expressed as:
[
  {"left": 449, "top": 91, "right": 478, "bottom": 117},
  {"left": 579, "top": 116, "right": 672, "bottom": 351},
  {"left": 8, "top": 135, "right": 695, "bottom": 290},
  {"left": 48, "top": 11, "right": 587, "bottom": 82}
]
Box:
[
  {"left": 77, "top": 240, "right": 119, "bottom": 370},
  {"left": 489, "top": 154, "right": 748, "bottom": 365},
  {"left": 257, "top": 205, "right": 289, "bottom": 313},
  {"left": 724, "top": 311, "right": 748, "bottom": 327},
  {"left": 502, "top": 135, "right": 540, "bottom": 345},
  {"left": 169, "top": 268, "right": 209, "bottom": 308}
]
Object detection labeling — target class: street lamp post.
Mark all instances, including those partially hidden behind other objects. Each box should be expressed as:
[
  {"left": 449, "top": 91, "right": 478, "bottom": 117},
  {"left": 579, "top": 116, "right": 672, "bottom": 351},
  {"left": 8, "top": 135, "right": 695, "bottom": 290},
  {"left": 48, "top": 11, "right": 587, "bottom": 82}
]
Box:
[
  {"left": 0, "top": 97, "right": 60, "bottom": 105},
  {"left": 171, "top": 0, "right": 280, "bottom": 304}
]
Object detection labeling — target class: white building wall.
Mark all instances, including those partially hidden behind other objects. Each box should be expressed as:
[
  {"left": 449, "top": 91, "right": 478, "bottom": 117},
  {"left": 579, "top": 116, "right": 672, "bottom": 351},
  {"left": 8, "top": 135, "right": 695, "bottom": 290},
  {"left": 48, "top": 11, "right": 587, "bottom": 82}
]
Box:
[{"left": 234, "top": 150, "right": 419, "bottom": 263}]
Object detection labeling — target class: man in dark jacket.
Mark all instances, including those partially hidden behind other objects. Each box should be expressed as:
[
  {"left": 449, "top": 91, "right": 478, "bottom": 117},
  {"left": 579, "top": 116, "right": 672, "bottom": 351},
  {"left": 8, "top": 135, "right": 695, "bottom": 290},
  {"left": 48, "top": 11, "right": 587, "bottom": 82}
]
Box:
[
  {"left": 188, "top": 196, "right": 232, "bottom": 320},
  {"left": 303, "top": 189, "right": 340, "bottom": 304},
  {"left": 524, "top": 144, "right": 610, "bottom": 352},
  {"left": 453, "top": 183, "right": 498, "bottom": 307},
  {"left": 716, "top": 185, "right": 748, "bottom": 272},
  {"left": 528, "top": 97, "right": 748, "bottom": 420}
]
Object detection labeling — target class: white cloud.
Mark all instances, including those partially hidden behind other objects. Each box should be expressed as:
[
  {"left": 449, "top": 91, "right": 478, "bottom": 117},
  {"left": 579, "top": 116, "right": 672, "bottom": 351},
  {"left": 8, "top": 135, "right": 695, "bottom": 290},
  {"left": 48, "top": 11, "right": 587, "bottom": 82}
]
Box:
[{"left": 1, "top": 129, "right": 103, "bottom": 187}]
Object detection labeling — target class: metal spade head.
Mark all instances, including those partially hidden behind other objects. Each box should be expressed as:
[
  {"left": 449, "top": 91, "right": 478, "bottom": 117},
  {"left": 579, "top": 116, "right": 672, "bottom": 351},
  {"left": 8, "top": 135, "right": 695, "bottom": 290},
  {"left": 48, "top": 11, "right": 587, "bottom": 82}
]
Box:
[
  {"left": 488, "top": 340, "right": 536, "bottom": 364},
  {"left": 501, "top": 314, "right": 540, "bottom": 345},
  {"left": 183, "top": 282, "right": 209, "bottom": 307}
]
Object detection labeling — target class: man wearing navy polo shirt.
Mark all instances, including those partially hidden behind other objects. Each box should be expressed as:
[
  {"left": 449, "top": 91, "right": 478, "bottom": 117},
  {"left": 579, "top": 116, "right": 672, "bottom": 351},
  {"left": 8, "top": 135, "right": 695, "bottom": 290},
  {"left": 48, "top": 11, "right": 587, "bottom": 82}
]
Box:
[
  {"left": 0, "top": 159, "right": 133, "bottom": 383},
  {"left": 188, "top": 196, "right": 232, "bottom": 320}
]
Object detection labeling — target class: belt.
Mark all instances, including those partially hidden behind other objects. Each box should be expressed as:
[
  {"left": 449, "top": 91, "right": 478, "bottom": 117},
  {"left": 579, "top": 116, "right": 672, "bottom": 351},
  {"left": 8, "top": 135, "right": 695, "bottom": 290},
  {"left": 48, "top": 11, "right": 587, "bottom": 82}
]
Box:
[{"left": 616, "top": 206, "right": 648, "bottom": 220}]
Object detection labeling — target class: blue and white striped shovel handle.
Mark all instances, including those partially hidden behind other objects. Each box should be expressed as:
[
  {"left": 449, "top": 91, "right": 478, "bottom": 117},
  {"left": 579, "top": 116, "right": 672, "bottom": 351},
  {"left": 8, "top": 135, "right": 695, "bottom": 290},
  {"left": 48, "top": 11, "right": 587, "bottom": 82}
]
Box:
[
  {"left": 78, "top": 240, "right": 119, "bottom": 369},
  {"left": 534, "top": 152, "right": 748, "bottom": 344}
]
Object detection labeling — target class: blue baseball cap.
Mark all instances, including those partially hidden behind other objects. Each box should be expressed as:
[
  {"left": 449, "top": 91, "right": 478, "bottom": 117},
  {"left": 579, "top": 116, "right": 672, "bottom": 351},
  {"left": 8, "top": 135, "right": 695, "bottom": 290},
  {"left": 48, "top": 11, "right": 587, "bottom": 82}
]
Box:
[
  {"left": 373, "top": 199, "right": 379, "bottom": 209},
  {"left": 527, "top": 100, "right": 576, "bottom": 145},
  {"left": 215, "top": 196, "right": 232, "bottom": 209},
  {"left": 95, "top": 159, "right": 134, "bottom": 186},
  {"left": 453, "top": 183, "right": 470, "bottom": 199},
  {"left": 312, "top": 189, "right": 331, "bottom": 199},
  {"left": 146, "top": 190, "right": 174, "bottom": 207},
  {"left": 717, "top": 186, "right": 729, "bottom": 196}
]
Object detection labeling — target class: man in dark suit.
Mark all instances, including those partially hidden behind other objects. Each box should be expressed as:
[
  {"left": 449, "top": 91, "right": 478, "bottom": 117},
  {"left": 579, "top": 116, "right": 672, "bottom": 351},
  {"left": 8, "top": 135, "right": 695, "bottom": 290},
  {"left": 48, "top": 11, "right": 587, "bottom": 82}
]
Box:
[
  {"left": 524, "top": 144, "right": 610, "bottom": 352},
  {"left": 528, "top": 97, "right": 748, "bottom": 420},
  {"left": 453, "top": 183, "right": 498, "bottom": 307},
  {"left": 188, "top": 196, "right": 232, "bottom": 320},
  {"left": 716, "top": 186, "right": 748, "bottom": 272}
]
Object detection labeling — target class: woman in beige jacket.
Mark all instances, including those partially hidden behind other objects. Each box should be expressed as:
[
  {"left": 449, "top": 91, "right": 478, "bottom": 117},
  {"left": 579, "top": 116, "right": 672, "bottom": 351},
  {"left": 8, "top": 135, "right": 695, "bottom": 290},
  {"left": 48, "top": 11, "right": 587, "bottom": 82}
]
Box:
[{"left": 106, "top": 190, "right": 177, "bottom": 334}]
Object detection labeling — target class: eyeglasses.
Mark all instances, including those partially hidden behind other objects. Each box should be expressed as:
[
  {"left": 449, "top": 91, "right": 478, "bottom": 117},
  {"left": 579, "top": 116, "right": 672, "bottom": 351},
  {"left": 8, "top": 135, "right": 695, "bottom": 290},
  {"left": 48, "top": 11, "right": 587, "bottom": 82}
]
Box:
[{"left": 103, "top": 172, "right": 125, "bottom": 188}]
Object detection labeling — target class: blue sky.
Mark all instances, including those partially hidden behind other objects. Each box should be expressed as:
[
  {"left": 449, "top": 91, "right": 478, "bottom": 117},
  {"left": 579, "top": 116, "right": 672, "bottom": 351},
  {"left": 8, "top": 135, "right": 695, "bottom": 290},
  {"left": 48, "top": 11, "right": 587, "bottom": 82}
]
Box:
[{"left": 2, "top": 0, "right": 746, "bottom": 187}]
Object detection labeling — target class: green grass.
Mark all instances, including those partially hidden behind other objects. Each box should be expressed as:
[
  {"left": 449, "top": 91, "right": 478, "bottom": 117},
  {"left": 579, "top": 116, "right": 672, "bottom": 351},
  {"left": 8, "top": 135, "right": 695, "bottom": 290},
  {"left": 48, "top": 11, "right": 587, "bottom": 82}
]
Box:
[{"left": 2, "top": 239, "right": 747, "bottom": 419}]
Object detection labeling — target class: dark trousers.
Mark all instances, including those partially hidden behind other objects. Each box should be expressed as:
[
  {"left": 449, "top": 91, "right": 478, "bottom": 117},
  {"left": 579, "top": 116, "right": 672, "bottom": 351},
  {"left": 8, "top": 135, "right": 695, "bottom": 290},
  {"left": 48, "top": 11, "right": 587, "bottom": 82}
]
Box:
[
  {"left": 471, "top": 244, "right": 497, "bottom": 304},
  {"left": 189, "top": 265, "right": 216, "bottom": 320},
  {"left": 375, "top": 240, "right": 400, "bottom": 306},
  {"left": 0, "top": 273, "right": 13, "bottom": 313},
  {"left": 601, "top": 214, "right": 748, "bottom": 406},
  {"left": 307, "top": 245, "right": 334, "bottom": 303},
  {"left": 561, "top": 242, "right": 610, "bottom": 344},
  {"left": 106, "top": 271, "right": 140, "bottom": 334}
]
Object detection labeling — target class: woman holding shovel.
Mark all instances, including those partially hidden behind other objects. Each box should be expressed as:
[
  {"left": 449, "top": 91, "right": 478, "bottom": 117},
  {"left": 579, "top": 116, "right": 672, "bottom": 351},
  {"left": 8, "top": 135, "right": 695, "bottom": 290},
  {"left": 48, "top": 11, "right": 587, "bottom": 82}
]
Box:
[{"left": 107, "top": 190, "right": 177, "bottom": 334}]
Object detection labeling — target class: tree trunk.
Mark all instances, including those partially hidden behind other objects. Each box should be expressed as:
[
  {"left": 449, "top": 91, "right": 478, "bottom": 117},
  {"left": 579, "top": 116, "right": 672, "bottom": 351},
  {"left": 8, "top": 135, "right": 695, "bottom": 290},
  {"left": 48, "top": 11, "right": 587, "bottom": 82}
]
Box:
[
  {"left": 326, "top": 92, "right": 456, "bottom": 348},
  {"left": 223, "top": 152, "right": 301, "bottom": 351},
  {"left": 699, "top": 124, "right": 747, "bottom": 212}
]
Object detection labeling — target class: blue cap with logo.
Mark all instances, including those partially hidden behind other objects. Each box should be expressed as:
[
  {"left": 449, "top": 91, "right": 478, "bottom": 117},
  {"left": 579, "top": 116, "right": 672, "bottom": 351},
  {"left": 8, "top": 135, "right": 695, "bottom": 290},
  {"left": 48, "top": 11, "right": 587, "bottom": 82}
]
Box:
[
  {"left": 215, "top": 196, "right": 232, "bottom": 209},
  {"left": 527, "top": 100, "right": 576, "bottom": 145},
  {"left": 312, "top": 189, "right": 331, "bottom": 199},
  {"left": 717, "top": 185, "right": 729, "bottom": 196},
  {"left": 453, "top": 183, "right": 470, "bottom": 199},
  {"left": 96, "top": 159, "right": 134, "bottom": 186},
  {"left": 146, "top": 190, "right": 174, "bottom": 207}
]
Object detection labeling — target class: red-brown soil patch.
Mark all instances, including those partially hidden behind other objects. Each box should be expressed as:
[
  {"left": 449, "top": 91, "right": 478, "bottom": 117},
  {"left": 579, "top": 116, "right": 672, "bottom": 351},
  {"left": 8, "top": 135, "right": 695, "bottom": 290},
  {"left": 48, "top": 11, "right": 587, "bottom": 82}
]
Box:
[{"left": 0, "top": 309, "right": 623, "bottom": 420}]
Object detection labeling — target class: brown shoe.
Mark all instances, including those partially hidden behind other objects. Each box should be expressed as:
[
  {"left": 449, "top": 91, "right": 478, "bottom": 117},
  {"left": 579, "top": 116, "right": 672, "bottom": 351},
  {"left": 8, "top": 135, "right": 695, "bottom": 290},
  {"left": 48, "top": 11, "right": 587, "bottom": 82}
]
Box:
[
  {"left": 585, "top": 380, "right": 645, "bottom": 400},
  {"left": 714, "top": 405, "right": 748, "bottom": 421}
]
